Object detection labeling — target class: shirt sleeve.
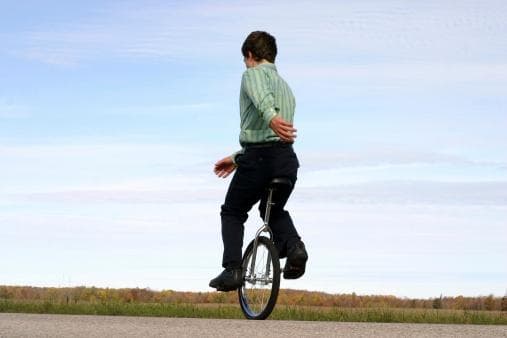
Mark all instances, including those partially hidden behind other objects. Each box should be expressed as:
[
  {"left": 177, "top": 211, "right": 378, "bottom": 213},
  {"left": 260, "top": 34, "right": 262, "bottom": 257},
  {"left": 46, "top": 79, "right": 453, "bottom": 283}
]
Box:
[
  {"left": 241, "top": 68, "right": 278, "bottom": 125},
  {"left": 231, "top": 148, "right": 245, "bottom": 166}
]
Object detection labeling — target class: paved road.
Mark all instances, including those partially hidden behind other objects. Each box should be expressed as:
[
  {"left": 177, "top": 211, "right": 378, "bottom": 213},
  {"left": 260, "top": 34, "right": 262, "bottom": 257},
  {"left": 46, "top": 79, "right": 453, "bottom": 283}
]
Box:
[{"left": 1, "top": 313, "right": 506, "bottom": 337}]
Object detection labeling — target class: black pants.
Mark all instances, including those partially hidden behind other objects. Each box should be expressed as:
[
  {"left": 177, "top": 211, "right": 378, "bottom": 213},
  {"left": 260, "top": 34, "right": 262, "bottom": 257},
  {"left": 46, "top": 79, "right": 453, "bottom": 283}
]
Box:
[{"left": 220, "top": 143, "right": 301, "bottom": 269}]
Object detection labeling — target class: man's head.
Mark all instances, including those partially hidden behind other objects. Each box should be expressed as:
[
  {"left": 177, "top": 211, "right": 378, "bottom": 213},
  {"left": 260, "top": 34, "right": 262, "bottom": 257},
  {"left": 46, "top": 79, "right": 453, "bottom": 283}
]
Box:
[{"left": 241, "top": 31, "right": 277, "bottom": 68}]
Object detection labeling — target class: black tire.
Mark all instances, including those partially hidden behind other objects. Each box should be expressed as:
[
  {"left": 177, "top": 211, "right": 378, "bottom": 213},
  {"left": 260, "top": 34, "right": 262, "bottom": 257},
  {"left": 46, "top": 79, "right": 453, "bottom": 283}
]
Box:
[{"left": 238, "top": 236, "right": 280, "bottom": 320}]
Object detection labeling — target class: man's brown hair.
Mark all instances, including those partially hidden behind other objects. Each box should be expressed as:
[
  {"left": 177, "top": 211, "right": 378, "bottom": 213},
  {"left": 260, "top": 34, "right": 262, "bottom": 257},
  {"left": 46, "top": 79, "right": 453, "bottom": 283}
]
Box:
[{"left": 241, "top": 31, "right": 277, "bottom": 63}]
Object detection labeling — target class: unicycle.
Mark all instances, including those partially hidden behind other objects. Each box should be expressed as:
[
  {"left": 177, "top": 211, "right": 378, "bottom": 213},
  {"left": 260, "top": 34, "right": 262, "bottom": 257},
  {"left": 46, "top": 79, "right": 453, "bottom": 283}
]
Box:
[{"left": 238, "top": 177, "right": 293, "bottom": 320}]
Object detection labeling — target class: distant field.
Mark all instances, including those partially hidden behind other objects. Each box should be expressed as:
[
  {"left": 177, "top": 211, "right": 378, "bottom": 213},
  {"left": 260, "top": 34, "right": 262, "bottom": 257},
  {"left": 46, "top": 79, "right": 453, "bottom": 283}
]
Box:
[
  {"left": 1, "top": 300, "right": 506, "bottom": 325},
  {"left": 2, "top": 285, "right": 506, "bottom": 324}
]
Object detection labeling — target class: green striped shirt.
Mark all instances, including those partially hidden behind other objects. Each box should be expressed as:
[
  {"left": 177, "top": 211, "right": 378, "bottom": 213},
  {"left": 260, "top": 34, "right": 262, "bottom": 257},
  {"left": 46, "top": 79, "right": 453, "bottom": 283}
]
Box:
[{"left": 232, "top": 63, "right": 296, "bottom": 162}]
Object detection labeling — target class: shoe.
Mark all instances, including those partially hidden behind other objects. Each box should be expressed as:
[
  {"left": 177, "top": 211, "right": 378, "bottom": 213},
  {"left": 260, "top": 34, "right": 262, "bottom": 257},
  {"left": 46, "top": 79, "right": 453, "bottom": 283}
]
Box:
[
  {"left": 283, "top": 241, "right": 308, "bottom": 279},
  {"left": 209, "top": 267, "right": 243, "bottom": 292}
]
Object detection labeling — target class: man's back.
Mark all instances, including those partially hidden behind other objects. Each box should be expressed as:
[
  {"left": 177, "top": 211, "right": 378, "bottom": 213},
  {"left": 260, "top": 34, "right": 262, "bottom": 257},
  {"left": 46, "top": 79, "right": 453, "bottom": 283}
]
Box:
[{"left": 239, "top": 63, "right": 296, "bottom": 145}]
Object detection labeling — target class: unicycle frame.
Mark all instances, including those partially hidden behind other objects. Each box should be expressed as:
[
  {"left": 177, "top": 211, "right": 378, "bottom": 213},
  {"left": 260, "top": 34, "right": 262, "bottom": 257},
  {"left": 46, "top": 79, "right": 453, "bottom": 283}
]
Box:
[
  {"left": 248, "top": 188, "right": 275, "bottom": 284},
  {"left": 239, "top": 178, "right": 293, "bottom": 320},
  {"left": 239, "top": 185, "right": 280, "bottom": 320}
]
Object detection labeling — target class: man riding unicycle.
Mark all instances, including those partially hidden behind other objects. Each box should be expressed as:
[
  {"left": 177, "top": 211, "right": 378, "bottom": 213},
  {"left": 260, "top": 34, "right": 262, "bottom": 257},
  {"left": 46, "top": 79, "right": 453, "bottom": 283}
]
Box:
[{"left": 210, "top": 31, "right": 308, "bottom": 293}]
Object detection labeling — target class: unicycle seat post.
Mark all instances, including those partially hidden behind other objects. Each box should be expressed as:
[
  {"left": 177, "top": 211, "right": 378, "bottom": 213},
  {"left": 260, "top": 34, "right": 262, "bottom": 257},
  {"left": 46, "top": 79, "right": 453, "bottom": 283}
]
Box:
[
  {"left": 251, "top": 196, "right": 274, "bottom": 280},
  {"left": 263, "top": 187, "right": 275, "bottom": 227},
  {"left": 263, "top": 177, "right": 293, "bottom": 229}
]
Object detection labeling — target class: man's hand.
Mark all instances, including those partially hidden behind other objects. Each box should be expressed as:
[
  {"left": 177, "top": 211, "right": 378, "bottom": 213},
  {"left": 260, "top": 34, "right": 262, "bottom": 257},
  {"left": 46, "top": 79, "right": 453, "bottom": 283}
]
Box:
[
  {"left": 269, "top": 115, "right": 297, "bottom": 142},
  {"left": 214, "top": 156, "right": 237, "bottom": 178}
]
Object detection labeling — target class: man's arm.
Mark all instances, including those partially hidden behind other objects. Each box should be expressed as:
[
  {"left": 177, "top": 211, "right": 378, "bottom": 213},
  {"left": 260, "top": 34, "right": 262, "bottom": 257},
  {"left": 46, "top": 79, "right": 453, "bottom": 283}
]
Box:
[
  {"left": 242, "top": 69, "right": 278, "bottom": 125},
  {"left": 230, "top": 148, "right": 245, "bottom": 166},
  {"left": 269, "top": 116, "right": 297, "bottom": 142},
  {"left": 214, "top": 155, "right": 237, "bottom": 178}
]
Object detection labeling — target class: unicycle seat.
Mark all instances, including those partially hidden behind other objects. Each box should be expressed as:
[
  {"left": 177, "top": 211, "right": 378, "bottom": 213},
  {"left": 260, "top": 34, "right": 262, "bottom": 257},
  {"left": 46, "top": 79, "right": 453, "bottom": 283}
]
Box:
[{"left": 268, "top": 177, "right": 293, "bottom": 190}]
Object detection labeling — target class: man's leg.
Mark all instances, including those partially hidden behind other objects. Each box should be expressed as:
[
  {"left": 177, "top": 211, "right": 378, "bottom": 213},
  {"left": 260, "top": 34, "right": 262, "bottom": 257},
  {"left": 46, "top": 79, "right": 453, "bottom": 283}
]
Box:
[
  {"left": 211, "top": 150, "right": 269, "bottom": 291},
  {"left": 258, "top": 176, "right": 300, "bottom": 258},
  {"left": 264, "top": 145, "right": 307, "bottom": 280},
  {"left": 257, "top": 174, "right": 307, "bottom": 280},
  {"left": 220, "top": 163, "right": 266, "bottom": 268}
]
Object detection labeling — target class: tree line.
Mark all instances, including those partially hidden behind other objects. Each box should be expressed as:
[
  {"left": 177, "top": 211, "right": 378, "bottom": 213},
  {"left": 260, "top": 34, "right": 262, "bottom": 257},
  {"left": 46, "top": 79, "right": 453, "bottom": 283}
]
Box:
[{"left": 1, "top": 285, "right": 506, "bottom": 311}]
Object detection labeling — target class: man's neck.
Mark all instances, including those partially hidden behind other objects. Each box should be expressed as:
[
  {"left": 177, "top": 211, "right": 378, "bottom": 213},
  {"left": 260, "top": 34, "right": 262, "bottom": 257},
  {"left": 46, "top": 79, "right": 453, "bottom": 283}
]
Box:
[{"left": 252, "top": 59, "right": 272, "bottom": 67}]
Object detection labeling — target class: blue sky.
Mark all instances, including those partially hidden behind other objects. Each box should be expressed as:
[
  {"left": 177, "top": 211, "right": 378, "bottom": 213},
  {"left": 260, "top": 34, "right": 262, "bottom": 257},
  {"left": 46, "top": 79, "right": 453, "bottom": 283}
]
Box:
[{"left": 1, "top": 0, "right": 506, "bottom": 298}]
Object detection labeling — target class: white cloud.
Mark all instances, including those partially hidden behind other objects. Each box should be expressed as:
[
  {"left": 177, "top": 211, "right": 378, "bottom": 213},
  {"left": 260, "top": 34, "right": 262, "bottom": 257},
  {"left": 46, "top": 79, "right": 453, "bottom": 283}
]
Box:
[
  {"left": 2, "top": 197, "right": 506, "bottom": 297},
  {"left": 6, "top": 1, "right": 507, "bottom": 66},
  {"left": 7, "top": 187, "right": 223, "bottom": 205},
  {"left": 294, "top": 181, "right": 507, "bottom": 206},
  {"left": 1, "top": 141, "right": 506, "bottom": 297},
  {"left": 285, "top": 63, "right": 507, "bottom": 88},
  {"left": 296, "top": 148, "right": 507, "bottom": 187},
  {"left": 8, "top": 180, "right": 506, "bottom": 207},
  {"left": 298, "top": 147, "right": 507, "bottom": 171},
  {"left": 1, "top": 142, "right": 505, "bottom": 203},
  {"left": 0, "top": 142, "right": 224, "bottom": 193},
  {"left": 103, "top": 102, "right": 217, "bottom": 116}
]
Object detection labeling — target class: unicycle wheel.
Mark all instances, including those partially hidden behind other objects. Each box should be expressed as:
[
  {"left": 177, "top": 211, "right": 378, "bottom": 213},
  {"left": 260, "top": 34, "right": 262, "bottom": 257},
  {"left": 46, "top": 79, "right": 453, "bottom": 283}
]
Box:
[{"left": 238, "top": 236, "right": 280, "bottom": 320}]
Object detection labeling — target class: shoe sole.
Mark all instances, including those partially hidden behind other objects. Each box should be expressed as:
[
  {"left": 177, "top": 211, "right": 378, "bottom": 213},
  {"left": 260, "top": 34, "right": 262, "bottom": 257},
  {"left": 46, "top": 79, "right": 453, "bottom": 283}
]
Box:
[
  {"left": 283, "top": 253, "right": 308, "bottom": 279},
  {"left": 283, "top": 268, "right": 305, "bottom": 279},
  {"left": 216, "top": 285, "right": 241, "bottom": 292},
  {"left": 210, "top": 281, "right": 243, "bottom": 292}
]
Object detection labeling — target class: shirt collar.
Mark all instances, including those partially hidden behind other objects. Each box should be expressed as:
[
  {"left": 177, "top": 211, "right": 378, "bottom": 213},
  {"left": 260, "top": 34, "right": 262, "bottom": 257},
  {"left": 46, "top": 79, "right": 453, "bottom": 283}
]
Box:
[{"left": 257, "top": 63, "right": 277, "bottom": 71}]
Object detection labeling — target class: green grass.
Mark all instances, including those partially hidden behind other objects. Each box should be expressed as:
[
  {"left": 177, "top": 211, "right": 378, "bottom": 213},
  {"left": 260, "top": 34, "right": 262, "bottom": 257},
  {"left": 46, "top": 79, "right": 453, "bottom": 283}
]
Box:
[
  {"left": 271, "top": 306, "right": 507, "bottom": 325},
  {"left": 0, "top": 300, "right": 243, "bottom": 319},
  {"left": 1, "top": 300, "right": 506, "bottom": 325}
]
